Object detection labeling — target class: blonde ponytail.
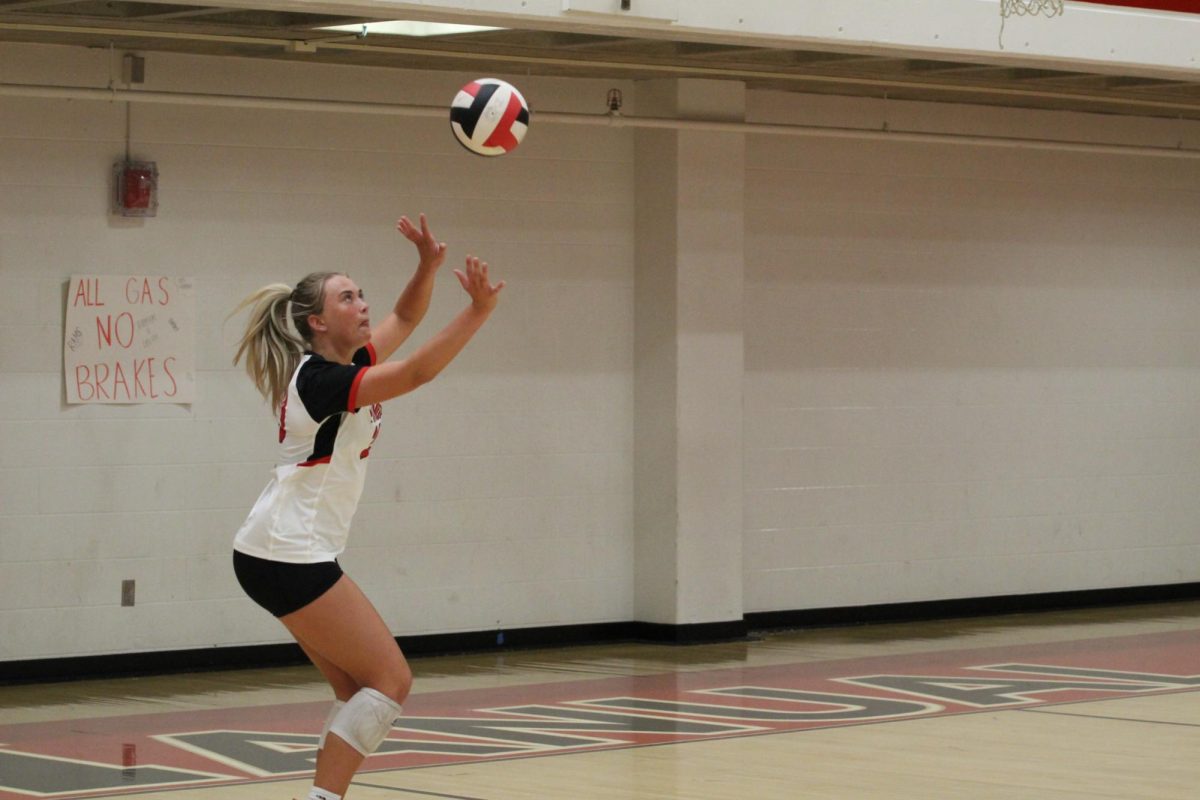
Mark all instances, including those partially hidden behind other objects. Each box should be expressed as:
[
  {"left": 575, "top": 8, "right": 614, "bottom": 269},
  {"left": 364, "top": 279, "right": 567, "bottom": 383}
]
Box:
[{"left": 230, "top": 272, "right": 342, "bottom": 413}]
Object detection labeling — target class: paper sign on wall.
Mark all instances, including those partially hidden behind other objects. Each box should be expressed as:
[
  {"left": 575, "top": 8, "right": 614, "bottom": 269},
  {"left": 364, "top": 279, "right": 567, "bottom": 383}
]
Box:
[{"left": 64, "top": 275, "right": 196, "bottom": 404}]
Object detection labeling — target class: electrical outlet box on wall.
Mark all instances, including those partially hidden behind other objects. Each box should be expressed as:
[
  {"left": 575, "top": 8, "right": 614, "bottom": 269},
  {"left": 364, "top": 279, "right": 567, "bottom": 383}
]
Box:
[{"left": 562, "top": 0, "right": 678, "bottom": 22}]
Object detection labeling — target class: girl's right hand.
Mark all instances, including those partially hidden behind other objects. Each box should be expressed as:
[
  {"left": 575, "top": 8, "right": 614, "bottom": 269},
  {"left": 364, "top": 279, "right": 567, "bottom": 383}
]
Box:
[
  {"left": 398, "top": 213, "right": 448, "bottom": 273},
  {"left": 454, "top": 256, "right": 504, "bottom": 312}
]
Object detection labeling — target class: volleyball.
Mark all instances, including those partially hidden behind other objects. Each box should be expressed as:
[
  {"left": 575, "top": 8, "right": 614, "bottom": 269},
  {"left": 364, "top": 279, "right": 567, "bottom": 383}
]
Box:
[{"left": 449, "top": 78, "right": 530, "bottom": 157}]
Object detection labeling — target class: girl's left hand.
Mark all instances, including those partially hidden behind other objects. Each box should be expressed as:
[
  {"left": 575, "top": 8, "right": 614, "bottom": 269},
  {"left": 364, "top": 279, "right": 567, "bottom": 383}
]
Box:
[
  {"left": 455, "top": 256, "right": 504, "bottom": 313},
  {"left": 397, "top": 213, "right": 447, "bottom": 272}
]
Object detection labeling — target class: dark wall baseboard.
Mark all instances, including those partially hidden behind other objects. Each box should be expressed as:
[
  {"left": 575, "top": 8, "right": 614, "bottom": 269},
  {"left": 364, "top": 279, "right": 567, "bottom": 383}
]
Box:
[
  {"left": 629, "top": 618, "right": 749, "bottom": 644},
  {"left": 745, "top": 581, "right": 1200, "bottom": 632},
  {"left": 0, "top": 622, "right": 635, "bottom": 685},
  {"left": 3, "top": 582, "right": 1198, "bottom": 685}
]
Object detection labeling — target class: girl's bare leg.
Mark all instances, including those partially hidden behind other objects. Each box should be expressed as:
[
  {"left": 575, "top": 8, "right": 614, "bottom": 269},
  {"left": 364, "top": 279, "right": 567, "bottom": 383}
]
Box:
[{"left": 281, "top": 576, "right": 412, "bottom": 796}]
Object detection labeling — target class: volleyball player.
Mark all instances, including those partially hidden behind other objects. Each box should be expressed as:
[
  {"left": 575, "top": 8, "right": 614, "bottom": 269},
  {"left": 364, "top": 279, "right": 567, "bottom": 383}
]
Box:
[{"left": 229, "top": 214, "right": 502, "bottom": 800}]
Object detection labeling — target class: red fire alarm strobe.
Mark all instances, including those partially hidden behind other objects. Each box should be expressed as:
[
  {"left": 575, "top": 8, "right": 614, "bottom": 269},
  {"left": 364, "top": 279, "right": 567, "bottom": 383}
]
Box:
[{"left": 113, "top": 161, "right": 159, "bottom": 217}]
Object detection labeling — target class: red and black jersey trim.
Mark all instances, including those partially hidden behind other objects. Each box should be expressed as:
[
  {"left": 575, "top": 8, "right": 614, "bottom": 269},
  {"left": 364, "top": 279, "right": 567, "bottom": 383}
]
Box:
[
  {"left": 299, "top": 415, "right": 342, "bottom": 467},
  {"left": 347, "top": 366, "right": 368, "bottom": 412},
  {"left": 298, "top": 455, "right": 332, "bottom": 468},
  {"left": 281, "top": 346, "right": 378, "bottom": 465},
  {"left": 278, "top": 394, "right": 289, "bottom": 444},
  {"left": 346, "top": 342, "right": 376, "bottom": 411}
]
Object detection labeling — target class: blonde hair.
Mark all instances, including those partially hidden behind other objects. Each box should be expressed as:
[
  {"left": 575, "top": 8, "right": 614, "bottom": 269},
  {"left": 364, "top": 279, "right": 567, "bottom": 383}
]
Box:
[{"left": 230, "top": 272, "right": 342, "bottom": 412}]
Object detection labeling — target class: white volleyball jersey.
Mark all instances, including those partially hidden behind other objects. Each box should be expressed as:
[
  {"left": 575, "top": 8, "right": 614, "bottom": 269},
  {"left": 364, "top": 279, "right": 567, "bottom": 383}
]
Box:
[{"left": 234, "top": 345, "right": 382, "bottom": 563}]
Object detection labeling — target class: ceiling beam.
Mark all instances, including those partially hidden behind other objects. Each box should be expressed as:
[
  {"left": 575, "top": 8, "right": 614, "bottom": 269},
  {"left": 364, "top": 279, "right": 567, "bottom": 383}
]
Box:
[{"left": 0, "top": 0, "right": 83, "bottom": 11}]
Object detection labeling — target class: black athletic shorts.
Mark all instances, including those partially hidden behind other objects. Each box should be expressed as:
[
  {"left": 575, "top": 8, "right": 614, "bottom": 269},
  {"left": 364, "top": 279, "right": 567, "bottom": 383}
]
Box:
[{"left": 232, "top": 550, "right": 343, "bottom": 618}]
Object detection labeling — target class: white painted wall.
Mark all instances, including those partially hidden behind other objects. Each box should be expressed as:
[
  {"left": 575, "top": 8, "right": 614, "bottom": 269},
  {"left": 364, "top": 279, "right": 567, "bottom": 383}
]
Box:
[
  {"left": 743, "top": 92, "right": 1200, "bottom": 612},
  {"left": 3, "top": 32, "right": 1200, "bottom": 662},
  {"left": 0, "top": 43, "right": 636, "bottom": 660}
]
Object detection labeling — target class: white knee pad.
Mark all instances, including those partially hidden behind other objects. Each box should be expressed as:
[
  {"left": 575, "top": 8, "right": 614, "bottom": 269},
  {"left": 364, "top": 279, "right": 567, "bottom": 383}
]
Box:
[
  {"left": 327, "top": 688, "right": 403, "bottom": 756},
  {"left": 318, "top": 699, "right": 345, "bottom": 749}
]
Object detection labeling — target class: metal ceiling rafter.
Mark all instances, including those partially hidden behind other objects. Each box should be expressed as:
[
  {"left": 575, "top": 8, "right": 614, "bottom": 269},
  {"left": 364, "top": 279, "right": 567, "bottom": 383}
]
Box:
[
  {"left": 1, "top": 0, "right": 1199, "bottom": 120},
  {"left": 135, "top": 6, "right": 247, "bottom": 21},
  {"left": 0, "top": 0, "right": 84, "bottom": 11},
  {"left": 2, "top": 16, "right": 1198, "bottom": 118}
]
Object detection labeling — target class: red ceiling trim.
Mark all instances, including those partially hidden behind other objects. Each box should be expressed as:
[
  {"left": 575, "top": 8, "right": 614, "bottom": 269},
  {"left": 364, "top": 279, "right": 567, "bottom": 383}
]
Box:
[{"left": 1080, "top": 0, "right": 1200, "bottom": 14}]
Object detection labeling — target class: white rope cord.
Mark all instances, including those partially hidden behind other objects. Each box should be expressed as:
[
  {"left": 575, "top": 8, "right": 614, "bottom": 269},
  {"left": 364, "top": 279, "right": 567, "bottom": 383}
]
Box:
[{"left": 1000, "top": 0, "right": 1065, "bottom": 50}]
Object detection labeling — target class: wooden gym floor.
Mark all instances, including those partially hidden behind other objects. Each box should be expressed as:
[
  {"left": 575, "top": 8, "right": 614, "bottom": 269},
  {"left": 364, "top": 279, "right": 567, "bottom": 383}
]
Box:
[{"left": 2, "top": 601, "right": 1199, "bottom": 799}]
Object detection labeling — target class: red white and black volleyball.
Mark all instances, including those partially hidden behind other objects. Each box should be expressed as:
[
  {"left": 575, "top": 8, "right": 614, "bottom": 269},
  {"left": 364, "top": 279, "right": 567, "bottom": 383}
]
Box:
[{"left": 450, "top": 79, "right": 530, "bottom": 157}]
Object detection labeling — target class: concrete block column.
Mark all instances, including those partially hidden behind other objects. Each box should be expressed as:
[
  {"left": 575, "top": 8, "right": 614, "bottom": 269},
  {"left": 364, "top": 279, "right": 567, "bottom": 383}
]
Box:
[{"left": 632, "top": 78, "right": 746, "bottom": 638}]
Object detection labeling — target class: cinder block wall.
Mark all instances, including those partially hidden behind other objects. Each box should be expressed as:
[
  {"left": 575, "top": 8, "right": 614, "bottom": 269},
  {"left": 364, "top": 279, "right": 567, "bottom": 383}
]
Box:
[{"left": 3, "top": 42, "right": 1199, "bottom": 664}]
